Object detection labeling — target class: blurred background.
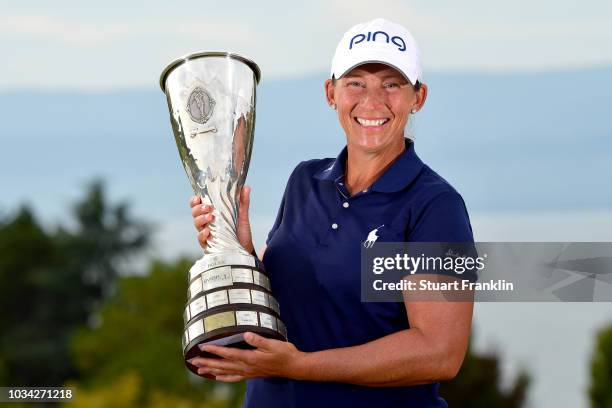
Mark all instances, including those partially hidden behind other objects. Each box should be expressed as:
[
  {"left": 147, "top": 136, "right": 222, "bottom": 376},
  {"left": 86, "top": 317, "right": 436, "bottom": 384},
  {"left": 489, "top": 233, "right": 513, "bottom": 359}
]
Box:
[{"left": 1, "top": 1, "right": 611, "bottom": 407}]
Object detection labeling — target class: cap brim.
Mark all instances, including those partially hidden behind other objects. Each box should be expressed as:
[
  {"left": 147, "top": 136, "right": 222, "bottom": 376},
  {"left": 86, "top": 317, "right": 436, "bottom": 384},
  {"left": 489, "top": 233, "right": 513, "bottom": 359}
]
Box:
[{"left": 332, "top": 51, "right": 419, "bottom": 85}]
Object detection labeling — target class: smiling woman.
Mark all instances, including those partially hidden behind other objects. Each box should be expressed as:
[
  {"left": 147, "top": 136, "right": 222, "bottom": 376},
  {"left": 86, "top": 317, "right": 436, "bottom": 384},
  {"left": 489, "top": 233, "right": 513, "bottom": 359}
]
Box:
[
  {"left": 325, "top": 63, "right": 427, "bottom": 194},
  {"left": 189, "top": 17, "right": 474, "bottom": 408}
]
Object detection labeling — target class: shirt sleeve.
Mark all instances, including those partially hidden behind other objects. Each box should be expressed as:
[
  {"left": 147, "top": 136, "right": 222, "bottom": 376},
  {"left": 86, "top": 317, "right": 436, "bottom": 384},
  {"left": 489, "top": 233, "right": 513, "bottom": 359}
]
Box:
[
  {"left": 408, "top": 191, "right": 474, "bottom": 243},
  {"left": 407, "top": 191, "right": 478, "bottom": 282}
]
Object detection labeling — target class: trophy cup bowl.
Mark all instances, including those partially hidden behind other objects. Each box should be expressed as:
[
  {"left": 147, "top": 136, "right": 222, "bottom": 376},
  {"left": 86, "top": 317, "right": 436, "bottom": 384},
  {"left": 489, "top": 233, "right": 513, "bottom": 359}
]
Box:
[{"left": 159, "top": 52, "right": 287, "bottom": 376}]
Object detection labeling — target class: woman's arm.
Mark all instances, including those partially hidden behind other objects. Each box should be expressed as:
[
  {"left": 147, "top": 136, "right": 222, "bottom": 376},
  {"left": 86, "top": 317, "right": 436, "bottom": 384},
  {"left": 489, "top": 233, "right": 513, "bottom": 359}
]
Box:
[
  {"left": 296, "top": 299, "right": 473, "bottom": 387},
  {"left": 192, "top": 297, "right": 473, "bottom": 386}
]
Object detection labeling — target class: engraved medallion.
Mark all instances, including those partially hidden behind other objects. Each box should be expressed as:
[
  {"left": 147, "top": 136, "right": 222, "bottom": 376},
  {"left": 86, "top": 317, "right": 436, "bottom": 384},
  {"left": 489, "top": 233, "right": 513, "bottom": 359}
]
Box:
[{"left": 186, "top": 87, "right": 215, "bottom": 124}]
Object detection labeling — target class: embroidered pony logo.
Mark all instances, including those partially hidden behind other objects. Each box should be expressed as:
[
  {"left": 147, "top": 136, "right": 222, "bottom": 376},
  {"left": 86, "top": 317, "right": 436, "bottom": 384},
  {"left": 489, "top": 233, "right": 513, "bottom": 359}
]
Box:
[{"left": 363, "top": 225, "right": 384, "bottom": 248}]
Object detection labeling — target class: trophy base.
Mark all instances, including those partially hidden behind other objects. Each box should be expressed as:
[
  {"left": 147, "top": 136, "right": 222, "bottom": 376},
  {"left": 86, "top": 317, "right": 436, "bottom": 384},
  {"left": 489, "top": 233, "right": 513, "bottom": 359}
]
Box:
[
  {"left": 184, "top": 326, "right": 286, "bottom": 377},
  {"left": 182, "top": 252, "right": 287, "bottom": 378}
]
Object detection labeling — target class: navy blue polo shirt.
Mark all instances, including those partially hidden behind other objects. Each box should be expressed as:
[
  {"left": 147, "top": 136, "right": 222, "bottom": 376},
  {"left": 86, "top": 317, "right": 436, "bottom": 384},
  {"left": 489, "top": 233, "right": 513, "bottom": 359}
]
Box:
[{"left": 244, "top": 138, "right": 474, "bottom": 408}]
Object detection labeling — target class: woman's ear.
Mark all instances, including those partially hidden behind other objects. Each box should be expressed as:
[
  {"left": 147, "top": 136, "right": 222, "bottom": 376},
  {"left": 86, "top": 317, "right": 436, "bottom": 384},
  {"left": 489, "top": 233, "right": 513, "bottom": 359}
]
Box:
[
  {"left": 324, "top": 79, "right": 336, "bottom": 108},
  {"left": 414, "top": 83, "right": 428, "bottom": 111}
]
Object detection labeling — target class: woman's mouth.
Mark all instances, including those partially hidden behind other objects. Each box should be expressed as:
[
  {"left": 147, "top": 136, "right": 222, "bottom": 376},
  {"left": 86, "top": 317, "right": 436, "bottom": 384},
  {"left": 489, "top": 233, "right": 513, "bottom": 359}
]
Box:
[{"left": 354, "top": 117, "right": 390, "bottom": 127}]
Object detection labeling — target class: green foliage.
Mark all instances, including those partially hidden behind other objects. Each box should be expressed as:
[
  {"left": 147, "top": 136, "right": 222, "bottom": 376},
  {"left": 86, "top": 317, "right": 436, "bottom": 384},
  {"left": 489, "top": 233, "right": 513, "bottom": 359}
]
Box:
[
  {"left": 589, "top": 324, "right": 612, "bottom": 407},
  {"left": 0, "top": 206, "right": 56, "bottom": 384},
  {"left": 69, "top": 258, "right": 245, "bottom": 407},
  {"left": 439, "top": 339, "right": 530, "bottom": 408},
  {"left": 0, "top": 180, "right": 149, "bottom": 386}
]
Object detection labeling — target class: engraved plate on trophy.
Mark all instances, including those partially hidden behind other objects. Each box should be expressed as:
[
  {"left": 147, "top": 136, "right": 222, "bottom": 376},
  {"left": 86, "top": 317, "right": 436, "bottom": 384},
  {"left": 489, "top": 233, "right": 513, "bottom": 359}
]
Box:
[
  {"left": 236, "top": 310, "right": 259, "bottom": 326},
  {"left": 229, "top": 288, "right": 252, "bottom": 304},
  {"left": 232, "top": 268, "right": 254, "bottom": 284},
  {"left": 200, "top": 267, "right": 233, "bottom": 292},
  {"left": 190, "top": 296, "right": 207, "bottom": 317},
  {"left": 204, "top": 311, "right": 236, "bottom": 332},
  {"left": 206, "top": 290, "right": 229, "bottom": 309},
  {"left": 259, "top": 312, "right": 277, "bottom": 331},
  {"left": 160, "top": 51, "right": 287, "bottom": 376},
  {"left": 251, "top": 290, "right": 269, "bottom": 307}
]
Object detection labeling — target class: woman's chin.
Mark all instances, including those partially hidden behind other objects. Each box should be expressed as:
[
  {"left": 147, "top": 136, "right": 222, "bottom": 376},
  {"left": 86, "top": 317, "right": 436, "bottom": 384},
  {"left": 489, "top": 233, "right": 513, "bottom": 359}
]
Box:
[{"left": 349, "top": 133, "right": 398, "bottom": 153}]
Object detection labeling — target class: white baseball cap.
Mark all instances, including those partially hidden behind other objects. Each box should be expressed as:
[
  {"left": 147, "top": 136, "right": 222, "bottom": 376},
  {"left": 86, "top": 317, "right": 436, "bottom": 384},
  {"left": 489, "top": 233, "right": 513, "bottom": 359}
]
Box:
[{"left": 330, "top": 18, "right": 422, "bottom": 85}]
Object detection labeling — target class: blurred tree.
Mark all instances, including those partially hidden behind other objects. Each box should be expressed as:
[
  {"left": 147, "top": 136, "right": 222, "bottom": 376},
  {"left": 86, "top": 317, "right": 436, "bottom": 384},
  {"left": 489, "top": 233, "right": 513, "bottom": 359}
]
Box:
[
  {"left": 69, "top": 259, "right": 244, "bottom": 408},
  {"left": 439, "top": 337, "right": 530, "bottom": 407},
  {"left": 589, "top": 324, "right": 612, "bottom": 407},
  {"left": 0, "top": 180, "right": 149, "bottom": 386}
]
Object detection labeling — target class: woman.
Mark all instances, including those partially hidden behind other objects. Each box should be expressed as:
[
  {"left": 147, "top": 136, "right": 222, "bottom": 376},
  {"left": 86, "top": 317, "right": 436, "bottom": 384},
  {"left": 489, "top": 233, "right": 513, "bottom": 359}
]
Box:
[{"left": 189, "top": 18, "right": 474, "bottom": 408}]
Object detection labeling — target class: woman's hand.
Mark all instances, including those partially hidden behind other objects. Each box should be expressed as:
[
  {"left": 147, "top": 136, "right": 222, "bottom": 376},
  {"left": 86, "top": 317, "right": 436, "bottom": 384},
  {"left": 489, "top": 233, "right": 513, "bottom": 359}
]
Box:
[
  {"left": 189, "top": 332, "right": 307, "bottom": 382},
  {"left": 190, "top": 185, "right": 255, "bottom": 254}
]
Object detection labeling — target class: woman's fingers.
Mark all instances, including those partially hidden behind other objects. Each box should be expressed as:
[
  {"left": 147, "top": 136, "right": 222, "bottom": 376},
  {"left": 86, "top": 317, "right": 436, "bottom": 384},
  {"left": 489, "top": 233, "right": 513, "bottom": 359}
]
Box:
[
  {"left": 192, "top": 203, "right": 214, "bottom": 218},
  {"left": 197, "top": 227, "right": 211, "bottom": 248},
  {"left": 239, "top": 186, "right": 251, "bottom": 216},
  {"left": 189, "top": 196, "right": 201, "bottom": 208},
  {"left": 194, "top": 213, "right": 214, "bottom": 231},
  {"left": 189, "top": 196, "right": 216, "bottom": 248}
]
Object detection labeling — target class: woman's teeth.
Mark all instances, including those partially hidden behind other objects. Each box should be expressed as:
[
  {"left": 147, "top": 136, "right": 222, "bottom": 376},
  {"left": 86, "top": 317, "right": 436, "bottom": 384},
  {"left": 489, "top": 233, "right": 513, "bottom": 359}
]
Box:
[{"left": 356, "top": 118, "right": 389, "bottom": 127}]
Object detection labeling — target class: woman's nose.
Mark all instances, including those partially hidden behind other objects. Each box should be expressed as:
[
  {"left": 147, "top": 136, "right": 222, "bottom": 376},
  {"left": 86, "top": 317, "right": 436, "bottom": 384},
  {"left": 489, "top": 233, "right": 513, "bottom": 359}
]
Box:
[{"left": 360, "top": 87, "right": 388, "bottom": 109}]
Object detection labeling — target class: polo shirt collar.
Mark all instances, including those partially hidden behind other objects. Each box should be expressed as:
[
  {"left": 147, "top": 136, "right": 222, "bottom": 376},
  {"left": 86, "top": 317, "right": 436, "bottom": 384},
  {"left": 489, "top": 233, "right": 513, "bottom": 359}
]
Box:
[{"left": 313, "top": 138, "right": 424, "bottom": 193}]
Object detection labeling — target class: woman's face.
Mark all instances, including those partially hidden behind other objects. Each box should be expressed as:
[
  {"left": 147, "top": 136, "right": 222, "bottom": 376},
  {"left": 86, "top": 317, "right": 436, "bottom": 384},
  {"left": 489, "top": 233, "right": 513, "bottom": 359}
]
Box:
[{"left": 325, "top": 63, "right": 426, "bottom": 154}]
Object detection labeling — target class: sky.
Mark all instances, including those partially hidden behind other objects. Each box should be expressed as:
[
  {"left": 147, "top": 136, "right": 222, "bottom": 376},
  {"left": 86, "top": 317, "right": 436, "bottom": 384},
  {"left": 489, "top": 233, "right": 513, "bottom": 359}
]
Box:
[{"left": 1, "top": 0, "right": 612, "bottom": 89}]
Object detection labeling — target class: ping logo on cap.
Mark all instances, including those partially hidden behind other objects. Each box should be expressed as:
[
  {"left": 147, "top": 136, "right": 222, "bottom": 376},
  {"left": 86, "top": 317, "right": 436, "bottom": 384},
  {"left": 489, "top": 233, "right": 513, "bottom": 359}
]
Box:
[{"left": 349, "top": 31, "right": 406, "bottom": 52}]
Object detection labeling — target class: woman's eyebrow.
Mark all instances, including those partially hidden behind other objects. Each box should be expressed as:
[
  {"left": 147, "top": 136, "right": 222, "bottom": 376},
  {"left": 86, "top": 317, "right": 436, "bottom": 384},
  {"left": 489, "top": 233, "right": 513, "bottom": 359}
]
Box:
[
  {"left": 343, "top": 73, "right": 365, "bottom": 78},
  {"left": 381, "top": 75, "right": 407, "bottom": 81}
]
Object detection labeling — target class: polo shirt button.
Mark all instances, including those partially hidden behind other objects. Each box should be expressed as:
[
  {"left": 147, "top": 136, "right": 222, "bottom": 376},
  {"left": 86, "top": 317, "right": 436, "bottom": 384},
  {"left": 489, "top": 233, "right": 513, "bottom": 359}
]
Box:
[
  {"left": 362, "top": 189, "right": 368, "bottom": 193},
  {"left": 331, "top": 223, "right": 338, "bottom": 230},
  {"left": 343, "top": 202, "right": 349, "bottom": 208}
]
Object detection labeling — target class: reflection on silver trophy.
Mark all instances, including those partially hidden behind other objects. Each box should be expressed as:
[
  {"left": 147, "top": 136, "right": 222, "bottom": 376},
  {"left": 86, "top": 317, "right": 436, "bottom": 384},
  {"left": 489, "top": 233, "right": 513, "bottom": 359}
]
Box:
[{"left": 159, "top": 52, "right": 287, "bottom": 375}]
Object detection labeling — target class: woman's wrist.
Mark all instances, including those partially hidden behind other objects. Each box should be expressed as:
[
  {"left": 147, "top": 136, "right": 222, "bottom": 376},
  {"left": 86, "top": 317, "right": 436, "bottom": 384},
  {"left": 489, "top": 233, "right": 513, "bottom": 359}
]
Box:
[{"left": 288, "top": 351, "right": 314, "bottom": 381}]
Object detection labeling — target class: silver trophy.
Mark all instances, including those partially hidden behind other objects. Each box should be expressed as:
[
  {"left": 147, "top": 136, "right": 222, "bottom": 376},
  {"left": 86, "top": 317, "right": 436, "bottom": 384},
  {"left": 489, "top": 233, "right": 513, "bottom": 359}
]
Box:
[{"left": 159, "top": 52, "right": 287, "bottom": 376}]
